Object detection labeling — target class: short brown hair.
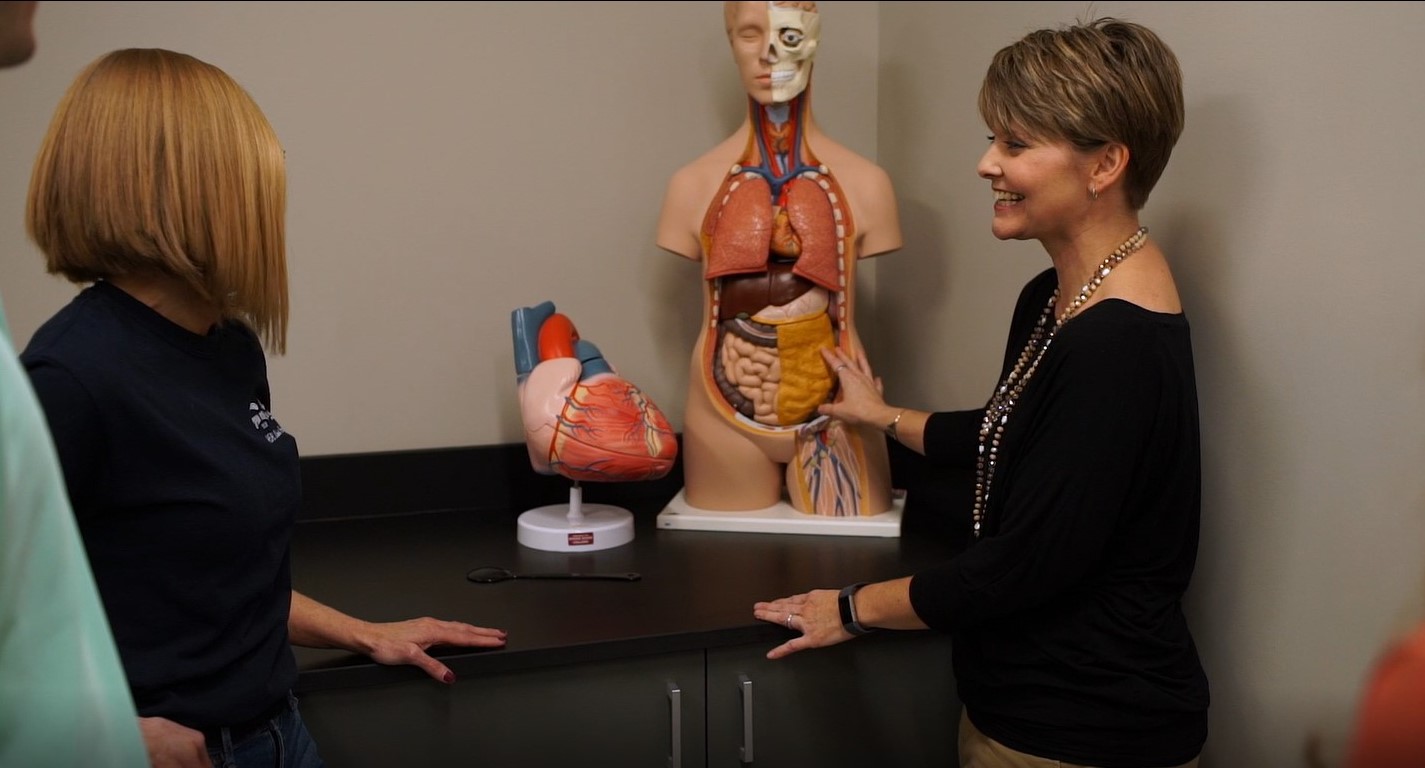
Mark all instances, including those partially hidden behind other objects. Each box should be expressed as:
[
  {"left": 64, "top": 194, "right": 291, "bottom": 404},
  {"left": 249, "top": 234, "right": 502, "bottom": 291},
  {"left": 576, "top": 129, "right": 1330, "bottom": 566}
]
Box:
[
  {"left": 979, "top": 17, "right": 1184, "bottom": 210},
  {"left": 27, "top": 48, "right": 288, "bottom": 352}
]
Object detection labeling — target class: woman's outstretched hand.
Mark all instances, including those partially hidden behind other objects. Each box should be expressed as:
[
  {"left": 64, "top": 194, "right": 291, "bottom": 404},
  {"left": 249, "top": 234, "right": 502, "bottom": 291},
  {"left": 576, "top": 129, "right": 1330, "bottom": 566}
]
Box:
[
  {"left": 818, "top": 346, "right": 894, "bottom": 428},
  {"left": 752, "top": 589, "right": 853, "bottom": 660}
]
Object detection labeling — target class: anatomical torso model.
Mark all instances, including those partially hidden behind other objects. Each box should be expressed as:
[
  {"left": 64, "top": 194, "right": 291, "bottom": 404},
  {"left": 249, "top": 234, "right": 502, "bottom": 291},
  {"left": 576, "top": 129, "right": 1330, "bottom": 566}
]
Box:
[{"left": 656, "top": 1, "right": 902, "bottom": 517}]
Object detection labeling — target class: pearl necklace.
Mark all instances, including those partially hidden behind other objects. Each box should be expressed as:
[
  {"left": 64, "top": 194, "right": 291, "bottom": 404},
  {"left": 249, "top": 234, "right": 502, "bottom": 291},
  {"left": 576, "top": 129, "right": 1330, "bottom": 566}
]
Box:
[{"left": 971, "top": 226, "right": 1149, "bottom": 539}]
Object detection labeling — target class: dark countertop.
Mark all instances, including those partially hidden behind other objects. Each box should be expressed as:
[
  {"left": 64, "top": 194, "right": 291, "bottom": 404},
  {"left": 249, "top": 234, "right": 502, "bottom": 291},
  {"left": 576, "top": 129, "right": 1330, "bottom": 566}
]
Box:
[{"left": 290, "top": 500, "right": 958, "bottom": 693}]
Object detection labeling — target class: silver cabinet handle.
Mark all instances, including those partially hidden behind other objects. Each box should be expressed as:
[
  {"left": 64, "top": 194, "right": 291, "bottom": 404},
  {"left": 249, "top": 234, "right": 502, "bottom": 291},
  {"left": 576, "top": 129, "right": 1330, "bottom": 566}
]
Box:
[
  {"left": 739, "top": 674, "right": 754, "bottom": 764},
  {"left": 667, "top": 682, "right": 682, "bottom": 768}
]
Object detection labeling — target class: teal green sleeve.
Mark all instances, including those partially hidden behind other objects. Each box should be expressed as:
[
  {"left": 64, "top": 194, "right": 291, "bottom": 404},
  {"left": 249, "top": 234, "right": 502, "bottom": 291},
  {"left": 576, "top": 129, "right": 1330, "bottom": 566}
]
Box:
[{"left": 0, "top": 299, "right": 150, "bottom": 767}]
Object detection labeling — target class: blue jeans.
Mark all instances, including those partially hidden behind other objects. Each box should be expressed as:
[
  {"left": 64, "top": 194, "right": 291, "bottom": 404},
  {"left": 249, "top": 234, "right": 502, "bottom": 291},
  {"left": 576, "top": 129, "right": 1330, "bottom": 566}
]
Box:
[{"left": 206, "top": 693, "right": 325, "bottom": 768}]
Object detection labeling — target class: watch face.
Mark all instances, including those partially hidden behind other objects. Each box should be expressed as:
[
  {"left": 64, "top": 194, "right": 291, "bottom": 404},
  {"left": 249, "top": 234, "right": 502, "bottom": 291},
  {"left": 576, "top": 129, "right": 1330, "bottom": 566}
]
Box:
[
  {"left": 838, "top": 583, "right": 874, "bottom": 635},
  {"left": 839, "top": 590, "right": 855, "bottom": 626}
]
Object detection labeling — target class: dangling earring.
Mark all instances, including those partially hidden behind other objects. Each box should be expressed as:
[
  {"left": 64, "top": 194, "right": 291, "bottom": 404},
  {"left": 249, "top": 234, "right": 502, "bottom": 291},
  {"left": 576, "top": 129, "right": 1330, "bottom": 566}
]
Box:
[{"left": 1089, "top": 183, "right": 1098, "bottom": 201}]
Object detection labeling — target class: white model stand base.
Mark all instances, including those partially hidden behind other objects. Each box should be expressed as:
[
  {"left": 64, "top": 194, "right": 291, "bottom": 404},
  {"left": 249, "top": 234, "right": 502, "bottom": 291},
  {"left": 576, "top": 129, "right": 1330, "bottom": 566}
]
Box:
[
  {"left": 517, "top": 484, "right": 634, "bottom": 552},
  {"left": 656, "top": 488, "right": 902, "bottom": 538}
]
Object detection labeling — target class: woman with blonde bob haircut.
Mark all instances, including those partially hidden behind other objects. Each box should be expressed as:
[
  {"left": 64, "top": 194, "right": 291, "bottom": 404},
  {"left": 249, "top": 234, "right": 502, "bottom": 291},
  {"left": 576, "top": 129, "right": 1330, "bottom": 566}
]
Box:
[
  {"left": 29, "top": 47, "right": 288, "bottom": 352},
  {"left": 22, "top": 48, "right": 508, "bottom": 768}
]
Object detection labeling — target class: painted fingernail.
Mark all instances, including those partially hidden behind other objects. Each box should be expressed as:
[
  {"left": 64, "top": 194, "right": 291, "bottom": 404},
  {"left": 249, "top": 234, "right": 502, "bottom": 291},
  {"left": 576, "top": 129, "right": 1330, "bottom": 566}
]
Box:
[{"left": 443, "top": 671, "right": 456, "bottom": 684}]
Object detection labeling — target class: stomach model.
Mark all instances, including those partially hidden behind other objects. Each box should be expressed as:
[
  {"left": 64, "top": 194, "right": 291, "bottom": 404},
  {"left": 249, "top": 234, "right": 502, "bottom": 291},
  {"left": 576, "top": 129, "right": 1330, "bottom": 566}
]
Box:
[{"left": 511, "top": 301, "right": 677, "bottom": 482}]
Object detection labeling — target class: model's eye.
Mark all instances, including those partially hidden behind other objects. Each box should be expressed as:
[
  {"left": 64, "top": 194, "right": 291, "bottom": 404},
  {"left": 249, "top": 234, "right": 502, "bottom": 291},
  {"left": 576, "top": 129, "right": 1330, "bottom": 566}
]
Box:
[{"left": 779, "top": 28, "right": 804, "bottom": 48}]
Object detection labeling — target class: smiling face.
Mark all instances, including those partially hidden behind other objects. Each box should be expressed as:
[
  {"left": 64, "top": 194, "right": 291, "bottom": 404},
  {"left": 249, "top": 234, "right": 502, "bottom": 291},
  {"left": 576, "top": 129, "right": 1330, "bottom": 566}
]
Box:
[
  {"left": 977, "top": 128, "right": 1099, "bottom": 246},
  {"left": 725, "top": 1, "right": 819, "bottom": 105}
]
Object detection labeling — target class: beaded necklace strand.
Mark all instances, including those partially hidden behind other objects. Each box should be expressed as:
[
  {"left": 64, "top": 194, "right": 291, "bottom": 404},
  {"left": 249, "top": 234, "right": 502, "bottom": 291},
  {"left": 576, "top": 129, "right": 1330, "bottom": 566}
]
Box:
[{"left": 971, "top": 226, "right": 1149, "bottom": 538}]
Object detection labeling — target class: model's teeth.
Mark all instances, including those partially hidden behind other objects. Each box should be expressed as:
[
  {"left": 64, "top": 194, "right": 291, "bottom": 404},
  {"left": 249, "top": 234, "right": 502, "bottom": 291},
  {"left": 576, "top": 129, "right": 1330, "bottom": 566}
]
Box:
[
  {"left": 771, "top": 69, "right": 794, "bottom": 85},
  {"left": 994, "top": 190, "right": 1023, "bottom": 202}
]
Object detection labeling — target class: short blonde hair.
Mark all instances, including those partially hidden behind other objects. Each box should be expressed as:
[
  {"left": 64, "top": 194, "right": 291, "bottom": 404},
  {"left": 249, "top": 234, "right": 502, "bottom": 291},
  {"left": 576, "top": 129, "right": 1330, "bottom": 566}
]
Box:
[
  {"left": 27, "top": 48, "right": 288, "bottom": 352},
  {"left": 979, "top": 17, "right": 1184, "bottom": 210}
]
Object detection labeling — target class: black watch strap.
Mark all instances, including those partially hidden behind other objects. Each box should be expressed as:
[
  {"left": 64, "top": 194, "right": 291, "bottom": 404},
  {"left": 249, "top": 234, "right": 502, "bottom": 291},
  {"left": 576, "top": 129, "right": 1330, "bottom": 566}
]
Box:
[{"left": 838, "top": 582, "right": 876, "bottom": 636}]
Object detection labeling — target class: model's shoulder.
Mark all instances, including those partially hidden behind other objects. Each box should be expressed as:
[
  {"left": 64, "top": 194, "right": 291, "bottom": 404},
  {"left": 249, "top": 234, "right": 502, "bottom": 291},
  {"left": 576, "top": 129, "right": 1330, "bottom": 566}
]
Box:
[
  {"left": 668, "top": 133, "right": 744, "bottom": 184},
  {"left": 807, "top": 135, "right": 885, "bottom": 175}
]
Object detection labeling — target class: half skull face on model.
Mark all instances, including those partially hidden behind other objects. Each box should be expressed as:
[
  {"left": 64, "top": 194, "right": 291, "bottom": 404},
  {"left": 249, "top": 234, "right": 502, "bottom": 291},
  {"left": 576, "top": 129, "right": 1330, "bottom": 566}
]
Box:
[{"left": 726, "top": 0, "right": 820, "bottom": 104}]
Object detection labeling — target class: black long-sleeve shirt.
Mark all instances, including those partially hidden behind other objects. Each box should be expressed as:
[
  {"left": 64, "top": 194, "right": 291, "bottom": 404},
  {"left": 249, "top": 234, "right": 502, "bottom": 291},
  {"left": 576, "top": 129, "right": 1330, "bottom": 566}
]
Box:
[{"left": 908, "top": 268, "right": 1210, "bottom": 767}]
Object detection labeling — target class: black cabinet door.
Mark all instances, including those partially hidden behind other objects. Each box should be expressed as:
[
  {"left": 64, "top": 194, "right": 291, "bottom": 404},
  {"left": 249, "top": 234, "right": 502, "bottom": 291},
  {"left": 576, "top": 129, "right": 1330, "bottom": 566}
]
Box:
[
  {"left": 705, "top": 632, "right": 959, "bottom": 768},
  {"left": 301, "top": 650, "right": 707, "bottom": 768}
]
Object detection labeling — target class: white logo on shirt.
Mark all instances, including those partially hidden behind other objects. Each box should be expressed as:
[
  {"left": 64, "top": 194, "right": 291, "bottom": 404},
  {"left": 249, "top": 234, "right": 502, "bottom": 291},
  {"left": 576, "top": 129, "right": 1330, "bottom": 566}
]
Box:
[{"left": 250, "top": 401, "right": 286, "bottom": 444}]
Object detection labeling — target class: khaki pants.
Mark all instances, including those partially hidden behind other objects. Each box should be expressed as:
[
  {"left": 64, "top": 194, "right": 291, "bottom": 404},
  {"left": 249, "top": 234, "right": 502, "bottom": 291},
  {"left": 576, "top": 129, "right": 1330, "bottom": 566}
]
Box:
[{"left": 959, "top": 710, "right": 1201, "bottom": 768}]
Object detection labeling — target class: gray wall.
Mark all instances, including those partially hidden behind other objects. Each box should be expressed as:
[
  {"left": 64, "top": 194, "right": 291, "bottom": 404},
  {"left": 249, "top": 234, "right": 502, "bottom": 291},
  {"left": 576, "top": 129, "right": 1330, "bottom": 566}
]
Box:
[{"left": 2, "top": 2, "right": 1422, "bottom": 766}]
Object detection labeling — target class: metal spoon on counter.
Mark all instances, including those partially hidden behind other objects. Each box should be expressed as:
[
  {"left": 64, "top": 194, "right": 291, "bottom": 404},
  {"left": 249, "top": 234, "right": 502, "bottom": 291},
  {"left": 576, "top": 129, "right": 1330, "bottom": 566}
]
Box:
[{"left": 465, "top": 566, "right": 642, "bottom": 584}]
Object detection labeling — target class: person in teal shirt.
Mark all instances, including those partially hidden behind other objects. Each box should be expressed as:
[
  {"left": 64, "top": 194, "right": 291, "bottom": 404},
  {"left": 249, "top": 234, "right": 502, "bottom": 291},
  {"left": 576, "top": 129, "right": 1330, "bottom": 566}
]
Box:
[{"left": 0, "top": 2, "right": 150, "bottom": 766}]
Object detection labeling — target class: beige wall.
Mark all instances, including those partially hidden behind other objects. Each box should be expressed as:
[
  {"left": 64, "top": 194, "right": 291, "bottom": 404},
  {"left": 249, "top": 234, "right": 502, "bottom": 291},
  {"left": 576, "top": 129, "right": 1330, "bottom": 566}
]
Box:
[
  {"left": 0, "top": 0, "right": 882, "bottom": 455},
  {"left": 3, "top": 1, "right": 1423, "bottom": 766},
  {"left": 879, "top": 2, "right": 1425, "bottom": 765}
]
